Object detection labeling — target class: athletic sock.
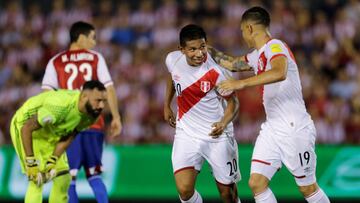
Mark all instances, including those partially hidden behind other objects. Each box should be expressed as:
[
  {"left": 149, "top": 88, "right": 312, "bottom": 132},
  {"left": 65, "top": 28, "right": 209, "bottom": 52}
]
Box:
[
  {"left": 68, "top": 179, "right": 78, "bottom": 203},
  {"left": 88, "top": 175, "right": 109, "bottom": 203},
  {"left": 306, "top": 188, "right": 330, "bottom": 203},
  {"left": 254, "top": 187, "right": 277, "bottom": 203},
  {"left": 180, "top": 190, "right": 203, "bottom": 203}
]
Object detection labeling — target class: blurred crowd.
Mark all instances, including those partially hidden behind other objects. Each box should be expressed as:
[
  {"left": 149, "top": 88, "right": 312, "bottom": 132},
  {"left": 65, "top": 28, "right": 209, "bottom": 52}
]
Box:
[{"left": 0, "top": 0, "right": 359, "bottom": 145}]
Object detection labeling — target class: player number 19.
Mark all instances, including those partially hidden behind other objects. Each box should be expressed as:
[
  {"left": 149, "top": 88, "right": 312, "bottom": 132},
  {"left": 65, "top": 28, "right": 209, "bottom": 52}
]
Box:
[{"left": 299, "top": 151, "right": 310, "bottom": 166}]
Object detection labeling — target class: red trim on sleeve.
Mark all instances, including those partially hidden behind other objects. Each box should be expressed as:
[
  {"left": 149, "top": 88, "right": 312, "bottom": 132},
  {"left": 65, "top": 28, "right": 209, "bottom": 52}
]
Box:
[
  {"left": 245, "top": 54, "right": 249, "bottom": 63},
  {"left": 269, "top": 54, "right": 286, "bottom": 62},
  {"left": 294, "top": 175, "right": 306, "bottom": 179},
  {"left": 252, "top": 159, "right": 271, "bottom": 165}
]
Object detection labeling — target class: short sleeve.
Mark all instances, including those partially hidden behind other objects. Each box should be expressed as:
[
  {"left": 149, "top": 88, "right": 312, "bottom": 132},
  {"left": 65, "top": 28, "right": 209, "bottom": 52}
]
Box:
[
  {"left": 37, "top": 107, "right": 57, "bottom": 127},
  {"left": 96, "top": 54, "right": 113, "bottom": 87},
  {"left": 245, "top": 49, "right": 258, "bottom": 70},
  {"left": 215, "top": 67, "right": 234, "bottom": 98},
  {"left": 165, "top": 52, "right": 174, "bottom": 73},
  {"left": 42, "top": 57, "right": 59, "bottom": 90},
  {"left": 265, "top": 40, "right": 288, "bottom": 62}
]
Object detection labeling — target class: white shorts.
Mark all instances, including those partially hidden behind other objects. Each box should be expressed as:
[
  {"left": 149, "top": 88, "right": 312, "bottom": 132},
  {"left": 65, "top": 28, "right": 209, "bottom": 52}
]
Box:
[
  {"left": 251, "top": 122, "right": 317, "bottom": 186},
  {"left": 172, "top": 130, "right": 241, "bottom": 185}
]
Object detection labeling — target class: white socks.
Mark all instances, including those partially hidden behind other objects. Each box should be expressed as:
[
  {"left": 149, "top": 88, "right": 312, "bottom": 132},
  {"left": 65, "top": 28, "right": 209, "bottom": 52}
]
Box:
[
  {"left": 306, "top": 188, "right": 330, "bottom": 203},
  {"left": 254, "top": 188, "right": 277, "bottom": 203},
  {"left": 180, "top": 190, "right": 203, "bottom": 203}
]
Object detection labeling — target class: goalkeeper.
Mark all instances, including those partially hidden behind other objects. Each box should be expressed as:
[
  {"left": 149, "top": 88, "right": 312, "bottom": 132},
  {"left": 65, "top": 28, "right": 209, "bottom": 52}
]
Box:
[{"left": 10, "top": 80, "right": 107, "bottom": 203}]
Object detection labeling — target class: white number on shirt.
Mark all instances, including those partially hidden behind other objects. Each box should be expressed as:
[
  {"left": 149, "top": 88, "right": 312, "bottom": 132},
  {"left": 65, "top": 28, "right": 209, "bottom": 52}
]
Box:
[{"left": 64, "top": 63, "right": 92, "bottom": 89}]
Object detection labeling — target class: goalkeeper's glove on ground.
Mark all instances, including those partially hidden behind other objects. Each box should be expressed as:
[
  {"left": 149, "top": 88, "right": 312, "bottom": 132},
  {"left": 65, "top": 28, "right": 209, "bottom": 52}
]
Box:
[
  {"left": 25, "top": 156, "right": 44, "bottom": 187},
  {"left": 44, "top": 155, "right": 58, "bottom": 182}
]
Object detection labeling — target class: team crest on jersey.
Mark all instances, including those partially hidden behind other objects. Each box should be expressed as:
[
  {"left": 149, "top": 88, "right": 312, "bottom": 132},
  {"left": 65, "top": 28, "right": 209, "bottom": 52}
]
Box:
[{"left": 200, "top": 81, "right": 211, "bottom": 93}]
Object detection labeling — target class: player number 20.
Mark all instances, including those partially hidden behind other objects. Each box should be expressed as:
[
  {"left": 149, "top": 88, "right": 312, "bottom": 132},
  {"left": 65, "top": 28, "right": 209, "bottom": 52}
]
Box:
[
  {"left": 227, "top": 159, "right": 238, "bottom": 176},
  {"left": 65, "top": 63, "right": 92, "bottom": 90},
  {"left": 299, "top": 151, "right": 310, "bottom": 166}
]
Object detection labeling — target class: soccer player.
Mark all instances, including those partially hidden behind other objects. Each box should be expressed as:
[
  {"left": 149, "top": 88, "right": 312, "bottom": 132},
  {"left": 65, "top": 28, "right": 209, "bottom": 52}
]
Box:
[
  {"left": 41, "top": 21, "right": 121, "bottom": 203},
  {"left": 10, "top": 80, "right": 107, "bottom": 203},
  {"left": 164, "top": 24, "right": 241, "bottom": 203},
  {"left": 210, "top": 7, "right": 330, "bottom": 203}
]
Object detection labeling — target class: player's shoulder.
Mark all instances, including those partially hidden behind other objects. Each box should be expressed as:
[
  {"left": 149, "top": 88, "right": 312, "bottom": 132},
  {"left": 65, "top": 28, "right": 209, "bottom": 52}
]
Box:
[
  {"left": 266, "top": 38, "right": 286, "bottom": 51},
  {"left": 86, "top": 49, "right": 103, "bottom": 57},
  {"left": 49, "top": 50, "right": 67, "bottom": 61},
  {"left": 165, "top": 50, "right": 183, "bottom": 67}
]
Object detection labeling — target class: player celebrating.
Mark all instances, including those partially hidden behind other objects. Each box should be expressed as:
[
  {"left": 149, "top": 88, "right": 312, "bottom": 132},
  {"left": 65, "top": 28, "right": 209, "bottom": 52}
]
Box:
[
  {"left": 42, "top": 21, "right": 121, "bottom": 203},
  {"left": 10, "top": 80, "right": 107, "bottom": 203},
  {"left": 210, "top": 7, "right": 330, "bottom": 203},
  {"left": 164, "top": 24, "right": 241, "bottom": 203}
]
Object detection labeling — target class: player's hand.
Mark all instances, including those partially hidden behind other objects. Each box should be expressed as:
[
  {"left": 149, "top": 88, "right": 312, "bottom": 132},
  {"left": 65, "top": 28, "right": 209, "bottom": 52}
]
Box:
[
  {"left": 25, "top": 156, "right": 44, "bottom": 187},
  {"left": 110, "top": 116, "right": 122, "bottom": 137},
  {"left": 209, "top": 121, "right": 226, "bottom": 138},
  {"left": 218, "top": 79, "right": 245, "bottom": 93},
  {"left": 164, "top": 106, "right": 176, "bottom": 128},
  {"left": 44, "top": 155, "right": 58, "bottom": 182}
]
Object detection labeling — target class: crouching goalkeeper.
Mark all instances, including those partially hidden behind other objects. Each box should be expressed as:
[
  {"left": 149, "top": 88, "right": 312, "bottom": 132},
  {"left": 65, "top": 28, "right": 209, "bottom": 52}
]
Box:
[{"left": 10, "top": 80, "right": 107, "bottom": 203}]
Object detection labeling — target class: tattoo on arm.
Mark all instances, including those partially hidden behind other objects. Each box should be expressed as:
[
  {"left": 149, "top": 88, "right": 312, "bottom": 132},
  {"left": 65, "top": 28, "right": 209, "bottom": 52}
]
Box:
[
  {"left": 209, "top": 46, "right": 252, "bottom": 72},
  {"left": 232, "top": 59, "right": 252, "bottom": 72}
]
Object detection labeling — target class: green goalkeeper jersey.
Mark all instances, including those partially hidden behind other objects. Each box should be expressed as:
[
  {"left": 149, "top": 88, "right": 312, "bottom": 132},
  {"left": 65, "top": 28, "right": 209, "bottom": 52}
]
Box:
[{"left": 13, "top": 90, "right": 95, "bottom": 144}]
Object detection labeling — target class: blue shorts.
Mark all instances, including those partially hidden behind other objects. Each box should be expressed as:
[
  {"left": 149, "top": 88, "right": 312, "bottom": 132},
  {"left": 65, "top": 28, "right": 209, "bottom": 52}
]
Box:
[{"left": 67, "top": 129, "right": 104, "bottom": 177}]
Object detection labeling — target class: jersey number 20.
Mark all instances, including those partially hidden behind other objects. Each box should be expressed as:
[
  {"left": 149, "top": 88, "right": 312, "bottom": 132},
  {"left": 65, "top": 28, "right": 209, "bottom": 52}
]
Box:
[{"left": 65, "top": 63, "right": 92, "bottom": 89}]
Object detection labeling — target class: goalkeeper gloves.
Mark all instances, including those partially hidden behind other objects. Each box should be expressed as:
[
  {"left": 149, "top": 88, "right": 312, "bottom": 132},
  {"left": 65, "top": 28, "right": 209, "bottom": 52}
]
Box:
[
  {"left": 44, "top": 155, "right": 58, "bottom": 182},
  {"left": 25, "top": 156, "right": 44, "bottom": 187}
]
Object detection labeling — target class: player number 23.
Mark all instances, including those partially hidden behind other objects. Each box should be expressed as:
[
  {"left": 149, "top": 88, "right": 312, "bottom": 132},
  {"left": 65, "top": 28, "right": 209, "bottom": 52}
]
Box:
[{"left": 65, "top": 63, "right": 92, "bottom": 90}]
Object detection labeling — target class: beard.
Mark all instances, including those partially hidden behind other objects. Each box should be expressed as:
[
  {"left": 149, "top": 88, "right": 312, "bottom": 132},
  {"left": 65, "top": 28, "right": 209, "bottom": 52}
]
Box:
[{"left": 85, "top": 101, "right": 102, "bottom": 118}]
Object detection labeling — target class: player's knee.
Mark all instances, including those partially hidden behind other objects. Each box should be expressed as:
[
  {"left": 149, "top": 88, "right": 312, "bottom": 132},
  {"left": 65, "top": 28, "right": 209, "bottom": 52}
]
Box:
[
  {"left": 248, "top": 174, "right": 268, "bottom": 194},
  {"left": 298, "top": 183, "right": 318, "bottom": 197},
  {"left": 177, "top": 184, "right": 195, "bottom": 200}
]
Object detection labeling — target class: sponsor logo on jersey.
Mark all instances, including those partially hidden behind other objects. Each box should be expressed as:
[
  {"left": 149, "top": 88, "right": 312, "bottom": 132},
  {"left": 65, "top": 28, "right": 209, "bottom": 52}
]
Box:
[
  {"left": 270, "top": 43, "right": 283, "bottom": 53},
  {"left": 200, "top": 81, "right": 211, "bottom": 93}
]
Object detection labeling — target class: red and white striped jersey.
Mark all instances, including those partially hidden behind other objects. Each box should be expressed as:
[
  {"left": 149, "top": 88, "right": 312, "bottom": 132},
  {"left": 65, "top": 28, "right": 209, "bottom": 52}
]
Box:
[
  {"left": 166, "top": 51, "right": 234, "bottom": 141},
  {"left": 42, "top": 49, "right": 113, "bottom": 130},
  {"left": 245, "top": 39, "right": 313, "bottom": 135}
]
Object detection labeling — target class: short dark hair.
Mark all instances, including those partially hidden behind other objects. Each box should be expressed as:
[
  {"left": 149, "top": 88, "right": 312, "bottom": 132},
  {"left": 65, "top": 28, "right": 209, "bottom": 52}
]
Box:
[
  {"left": 179, "top": 24, "right": 207, "bottom": 47},
  {"left": 70, "top": 21, "right": 95, "bottom": 43},
  {"left": 82, "top": 80, "right": 106, "bottom": 91},
  {"left": 241, "top": 6, "right": 270, "bottom": 27}
]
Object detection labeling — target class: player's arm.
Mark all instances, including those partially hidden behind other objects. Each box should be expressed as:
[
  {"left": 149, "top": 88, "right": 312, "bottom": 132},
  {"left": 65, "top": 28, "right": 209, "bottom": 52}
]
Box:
[
  {"left": 106, "top": 85, "right": 122, "bottom": 137},
  {"left": 208, "top": 46, "right": 252, "bottom": 72},
  {"left": 21, "top": 115, "right": 42, "bottom": 156},
  {"left": 164, "top": 73, "right": 176, "bottom": 127},
  {"left": 218, "top": 56, "right": 287, "bottom": 91},
  {"left": 52, "top": 131, "right": 77, "bottom": 157},
  {"left": 210, "top": 95, "right": 239, "bottom": 137}
]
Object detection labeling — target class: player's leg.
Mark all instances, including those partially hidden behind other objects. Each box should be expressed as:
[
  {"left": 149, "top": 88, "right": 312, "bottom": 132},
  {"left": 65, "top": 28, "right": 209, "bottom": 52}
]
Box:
[
  {"left": 25, "top": 181, "right": 43, "bottom": 203},
  {"left": 172, "top": 132, "right": 204, "bottom": 203},
  {"left": 66, "top": 132, "right": 83, "bottom": 203},
  {"left": 49, "top": 172, "right": 71, "bottom": 203},
  {"left": 10, "top": 121, "right": 44, "bottom": 203},
  {"left": 283, "top": 124, "right": 330, "bottom": 203},
  {"left": 206, "top": 136, "right": 241, "bottom": 203},
  {"left": 249, "top": 124, "right": 280, "bottom": 203},
  {"left": 48, "top": 152, "right": 71, "bottom": 203},
  {"left": 82, "top": 130, "right": 108, "bottom": 203}
]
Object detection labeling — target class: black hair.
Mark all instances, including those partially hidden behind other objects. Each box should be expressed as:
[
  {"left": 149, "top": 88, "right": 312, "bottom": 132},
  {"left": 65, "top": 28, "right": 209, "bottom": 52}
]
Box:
[
  {"left": 69, "top": 21, "right": 95, "bottom": 43},
  {"left": 241, "top": 6, "right": 270, "bottom": 27},
  {"left": 179, "top": 24, "right": 207, "bottom": 47},
  {"left": 82, "top": 80, "right": 106, "bottom": 91}
]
